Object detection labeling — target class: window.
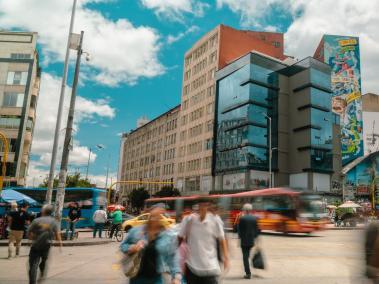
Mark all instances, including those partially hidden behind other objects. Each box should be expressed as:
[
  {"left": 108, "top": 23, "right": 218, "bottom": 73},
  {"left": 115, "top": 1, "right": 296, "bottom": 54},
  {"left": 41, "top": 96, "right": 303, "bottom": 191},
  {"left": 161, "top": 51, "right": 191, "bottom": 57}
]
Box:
[
  {"left": 0, "top": 116, "right": 21, "bottom": 129},
  {"left": 205, "top": 139, "right": 213, "bottom": 150},
  {"left": 30, "top": 95, "right": 37, "bottom": 109},
  {"left": 206, "top": 120, "right": 213, "bottom": 132},
  {"left": 10, "top": 53, "right": 31, "bottom": 59},
  {"left": 7, "top": 71, "right": 28, "bottom": 85},
  {"left": 2, "top": 93, "right": 24, "bottom": 107}
]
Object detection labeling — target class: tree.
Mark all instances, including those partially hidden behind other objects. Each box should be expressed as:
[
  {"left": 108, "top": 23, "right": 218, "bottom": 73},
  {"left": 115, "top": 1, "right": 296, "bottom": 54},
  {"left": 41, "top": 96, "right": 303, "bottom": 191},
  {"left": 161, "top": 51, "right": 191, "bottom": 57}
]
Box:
[
  {"left": 128, "top": 187, "right": 150, "bottom": 211},
  {"left": 154, "top": 186, "right": 180, "bottom": 197},
  {"left": 39, "top": 173, "right": 92, "bottom": 188}
]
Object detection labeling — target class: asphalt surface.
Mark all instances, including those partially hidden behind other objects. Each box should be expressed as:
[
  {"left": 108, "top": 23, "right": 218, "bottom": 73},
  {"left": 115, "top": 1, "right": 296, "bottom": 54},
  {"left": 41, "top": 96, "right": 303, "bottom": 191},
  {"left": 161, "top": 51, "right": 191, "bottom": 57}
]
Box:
[{"left": 0, "top": 230, "right": 368, "bottom": 284}]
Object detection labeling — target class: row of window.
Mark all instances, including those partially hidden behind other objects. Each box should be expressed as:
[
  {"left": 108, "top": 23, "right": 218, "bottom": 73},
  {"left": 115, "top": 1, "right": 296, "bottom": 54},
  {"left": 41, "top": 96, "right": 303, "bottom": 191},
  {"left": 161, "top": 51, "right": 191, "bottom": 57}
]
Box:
[
  {"left": 164, "top": 148, "right": 176, "bottom": 160},
  {"left": 187, "top": 141, "right": 202, "bottom": 155},
  {"left": 163, "top": 163, "right": 174, "bottom": 175},
  {"left": 182, "top": 85, "right": 215, "bottom": 111},
  {"left": 177, "top": 156, "right": 212, "bottom": 173},
  {"left": 10, "top": 53, "right": 31, "bottom": 60},
  {"left": 165, "top": 133, "right": 176, "bottom": 146},
  {"left": 0, "top": 115, "right": 33, "bottom": 131},
  {"left": 185, "top": 33, "right": 218, "bottom": 67},
  {"left": 183, "top": 69, "right": 216, "bottom": 96}
]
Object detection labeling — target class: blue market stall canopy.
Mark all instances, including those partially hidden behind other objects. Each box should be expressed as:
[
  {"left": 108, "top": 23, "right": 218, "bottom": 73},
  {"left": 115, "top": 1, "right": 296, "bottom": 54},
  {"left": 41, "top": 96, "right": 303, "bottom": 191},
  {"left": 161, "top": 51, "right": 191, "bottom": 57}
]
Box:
[{"left": 0, "top": 189, "right": 38, "bottom": 206}]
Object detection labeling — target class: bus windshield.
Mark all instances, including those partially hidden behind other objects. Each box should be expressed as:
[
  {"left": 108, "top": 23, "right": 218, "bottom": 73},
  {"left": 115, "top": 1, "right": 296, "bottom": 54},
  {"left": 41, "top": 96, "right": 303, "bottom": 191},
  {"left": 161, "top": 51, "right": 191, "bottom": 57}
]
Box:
[{"left": 298, "top": 194, "right": 325, "bottom": 215}]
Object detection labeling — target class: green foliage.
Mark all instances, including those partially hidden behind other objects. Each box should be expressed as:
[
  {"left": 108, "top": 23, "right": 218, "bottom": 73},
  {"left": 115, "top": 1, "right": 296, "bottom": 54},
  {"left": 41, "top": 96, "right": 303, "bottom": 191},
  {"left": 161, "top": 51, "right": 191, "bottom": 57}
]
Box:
[
  {"left": 128, "top": 187, "right": 150, "bottom": 210},
  {"left": 39, "top": 173, "right": 92, "bottom": 188},
  {"left": 154, "top": 186, "right": 180, "bottom": 197}
]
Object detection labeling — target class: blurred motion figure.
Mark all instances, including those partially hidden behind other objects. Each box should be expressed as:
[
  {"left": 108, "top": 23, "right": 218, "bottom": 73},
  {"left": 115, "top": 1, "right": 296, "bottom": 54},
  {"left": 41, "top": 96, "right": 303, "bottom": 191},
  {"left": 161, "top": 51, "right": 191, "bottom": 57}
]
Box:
[
  {"left": 365, "top": 221, "right": 379, "bottom": 282},
  {"left": 27, "top": 204, "right": 62, "bottom": 284},
  {"left": 120, "top": 206, "right": 181, "bottom": 284},
  {"left": 238, "top": 203, "right": 261, "bottom": 279}
]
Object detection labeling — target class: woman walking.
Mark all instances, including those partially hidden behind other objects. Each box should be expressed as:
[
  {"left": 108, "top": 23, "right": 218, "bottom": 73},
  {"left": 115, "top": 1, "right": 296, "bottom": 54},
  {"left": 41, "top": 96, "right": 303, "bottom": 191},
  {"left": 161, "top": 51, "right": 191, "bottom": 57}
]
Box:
[{"left": 120, "top": 206, "right": 181, "bottom": 284}]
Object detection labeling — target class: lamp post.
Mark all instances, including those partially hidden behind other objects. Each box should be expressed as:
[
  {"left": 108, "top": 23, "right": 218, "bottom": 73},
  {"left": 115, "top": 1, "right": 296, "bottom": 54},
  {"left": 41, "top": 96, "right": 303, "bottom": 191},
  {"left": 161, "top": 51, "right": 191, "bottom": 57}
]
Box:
[
  {"left": 46, "top": 0, "right": 78, "bottom": 204},
  {"left": 264, "top": 114, "right": 272, "bottom": 188},
  {"left": 54, "top": 31, "right": 85, "bottom": 228}
]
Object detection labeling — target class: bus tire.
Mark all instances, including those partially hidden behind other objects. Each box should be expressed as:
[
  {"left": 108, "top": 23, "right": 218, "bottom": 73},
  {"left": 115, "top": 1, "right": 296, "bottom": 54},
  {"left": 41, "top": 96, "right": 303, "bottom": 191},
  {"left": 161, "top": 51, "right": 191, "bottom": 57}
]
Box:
[{"left": 124, "top": 225, "right": 132, "bottom": 233}]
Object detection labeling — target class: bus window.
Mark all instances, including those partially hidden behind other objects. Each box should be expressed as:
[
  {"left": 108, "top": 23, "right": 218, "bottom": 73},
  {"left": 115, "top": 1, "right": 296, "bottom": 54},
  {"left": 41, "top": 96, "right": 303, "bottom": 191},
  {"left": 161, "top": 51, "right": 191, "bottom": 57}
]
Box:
[
  {"left": 64, "top": 190, "right": 93, "bottom": 209},
  {"left": 263, "top": 196, "right": 294, "bottom": 211},
  {"left": 252, "top": 196, "right": 263, "bottom": 210},
  {"left": 97, "top": 191, "right": 107, "bottom": 207}
]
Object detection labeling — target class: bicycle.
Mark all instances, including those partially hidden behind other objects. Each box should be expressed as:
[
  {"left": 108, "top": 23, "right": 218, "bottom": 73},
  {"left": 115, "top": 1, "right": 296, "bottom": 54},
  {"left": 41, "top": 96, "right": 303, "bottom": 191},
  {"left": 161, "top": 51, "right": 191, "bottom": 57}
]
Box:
[{"left": 106, "top": 223, "right": 124, "bottom": 242}]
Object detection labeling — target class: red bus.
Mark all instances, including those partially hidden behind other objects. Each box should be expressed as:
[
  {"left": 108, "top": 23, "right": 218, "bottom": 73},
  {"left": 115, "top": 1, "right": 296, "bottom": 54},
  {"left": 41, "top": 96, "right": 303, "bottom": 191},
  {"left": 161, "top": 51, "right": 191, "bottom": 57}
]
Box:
[
  {"left": 226, "top": 188, "right": 328, "bottom": 234},
  {"left": 144, "top": 188, "right": 328, "bottom": 234}
]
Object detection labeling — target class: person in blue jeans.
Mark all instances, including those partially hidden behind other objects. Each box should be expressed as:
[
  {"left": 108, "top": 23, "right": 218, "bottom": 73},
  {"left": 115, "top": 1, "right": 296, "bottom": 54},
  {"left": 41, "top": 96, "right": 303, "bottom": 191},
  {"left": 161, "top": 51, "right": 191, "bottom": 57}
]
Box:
[
  {"left": 120, "top": 207, "right": 182, "bottom": 284},
  {"left": 92, "top": 206, "right": 107, "bottom": 238},
  {"left": 65, "top": 203, "right": 81, "bottom": 240}
]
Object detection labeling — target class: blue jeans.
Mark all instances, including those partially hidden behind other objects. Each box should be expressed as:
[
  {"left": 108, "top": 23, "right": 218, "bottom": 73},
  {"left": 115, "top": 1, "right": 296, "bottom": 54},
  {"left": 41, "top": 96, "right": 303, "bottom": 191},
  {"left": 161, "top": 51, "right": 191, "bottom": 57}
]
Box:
[
  {"left": 93, "top": 223, "right": 104, "bottom": 238},
  {"left": 129, "top": 275, "right": 162, "bottom": 284},
  {"left": 65, "top": 220, "right": 76, "bottom": 240}
]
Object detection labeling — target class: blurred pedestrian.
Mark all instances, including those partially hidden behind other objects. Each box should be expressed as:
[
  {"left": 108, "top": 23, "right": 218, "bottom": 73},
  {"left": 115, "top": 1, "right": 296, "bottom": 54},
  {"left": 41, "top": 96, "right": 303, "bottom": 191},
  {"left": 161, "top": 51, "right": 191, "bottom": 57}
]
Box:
[
  {"left": 109, "top": 206, "right": 122, "bottom": 239},
  {"left": 7, "top": 202, "right": 30, "bottom": 258},
  {"left": 179, "top": 198, "right": 229, "bottom": 284},
  {"left": 237, "top": 203, "right": 260, "bottom": 279},
  {"left": 65, "top": 202, "right": 81, "bottom": 240},
  {"left": 27, "top": 204, "right": 62, "bottom": 284},
  {"left": 93, "top": 205, "right": 107, "bottom": 238},
  {"left": 120, "top": 206, "right": 182, "bottom": 284},
  {"left": 365, "top": 221, "right": 379, "bottom": 282}
]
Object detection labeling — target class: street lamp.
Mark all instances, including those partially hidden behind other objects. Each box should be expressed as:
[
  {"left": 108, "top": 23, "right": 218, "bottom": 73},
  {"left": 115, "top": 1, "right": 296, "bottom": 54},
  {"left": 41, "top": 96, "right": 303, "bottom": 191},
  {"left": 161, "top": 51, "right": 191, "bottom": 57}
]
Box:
[
  {"left": 85, "top": 144, "right": 105, "bottom": 181},
  {"left": 263, "top": 114, "right": 273, "bottom": 188}
]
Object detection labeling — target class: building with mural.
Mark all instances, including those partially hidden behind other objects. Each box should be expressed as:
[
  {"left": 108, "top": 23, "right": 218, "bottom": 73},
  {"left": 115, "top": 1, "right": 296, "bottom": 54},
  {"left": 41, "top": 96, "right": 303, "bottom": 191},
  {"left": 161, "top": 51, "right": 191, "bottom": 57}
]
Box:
[
  {"left": 314, "top": 35, "right": 363, "bottom": 166},
  {"left": 342, "top": 151, "right": 379, "bottom": 208}
]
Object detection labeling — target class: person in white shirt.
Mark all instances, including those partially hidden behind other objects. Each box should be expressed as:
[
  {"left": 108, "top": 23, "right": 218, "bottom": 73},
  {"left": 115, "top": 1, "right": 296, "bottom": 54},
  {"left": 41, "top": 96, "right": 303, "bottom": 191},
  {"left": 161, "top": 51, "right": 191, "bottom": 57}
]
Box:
[
  {"left": 92, "top": 206, "right": 107, "bottom": 238},
  {"left": 178, "top": 198, "right": 229, "bottom": 284}
]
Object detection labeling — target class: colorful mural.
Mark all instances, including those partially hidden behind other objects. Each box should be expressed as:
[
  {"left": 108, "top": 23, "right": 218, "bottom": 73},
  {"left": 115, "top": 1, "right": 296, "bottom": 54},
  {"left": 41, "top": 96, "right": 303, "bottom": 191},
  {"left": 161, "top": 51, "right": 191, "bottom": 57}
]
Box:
[{"left": 322, "top": 35, "right": 363, "bottom": 165}]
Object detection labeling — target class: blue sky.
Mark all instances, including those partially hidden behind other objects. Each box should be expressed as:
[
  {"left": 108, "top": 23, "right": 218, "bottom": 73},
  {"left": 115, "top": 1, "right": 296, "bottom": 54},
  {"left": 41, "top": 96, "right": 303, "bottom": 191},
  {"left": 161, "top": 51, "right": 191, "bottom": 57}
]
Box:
[{"left": 0, "top": 0, "right": 377, "bottom": 186}]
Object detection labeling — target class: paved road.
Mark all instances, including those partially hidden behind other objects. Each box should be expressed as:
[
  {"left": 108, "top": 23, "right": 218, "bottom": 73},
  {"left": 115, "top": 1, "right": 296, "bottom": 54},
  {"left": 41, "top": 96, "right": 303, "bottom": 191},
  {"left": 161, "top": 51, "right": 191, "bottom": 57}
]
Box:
[{"left": 0, "top": 230, "right": 367, "bottom": 284}]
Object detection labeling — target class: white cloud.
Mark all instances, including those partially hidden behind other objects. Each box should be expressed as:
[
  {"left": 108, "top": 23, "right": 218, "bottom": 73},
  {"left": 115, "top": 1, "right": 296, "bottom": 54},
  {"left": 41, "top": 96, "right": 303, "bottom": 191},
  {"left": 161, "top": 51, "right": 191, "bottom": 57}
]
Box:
[
  {"left": 87, "top": 172, "right": 117, "bottom": 188},
  {"left": 31, "top": 72, "right": 115, "bottom": 172},
  {"left": 218, "top": 0, "right": 379, "bottom": 95},
  {"left": 216, "top": 0, "right": 289, "bottom": 29},
  {"left": 141, "top": 0, "right": 209, "bottom": 22},
  {"left": 167, "top": 25, "right": 199, "bottom": 44},
  {"left": 0, "top": 0, "right": 164, "bottom": 86}
]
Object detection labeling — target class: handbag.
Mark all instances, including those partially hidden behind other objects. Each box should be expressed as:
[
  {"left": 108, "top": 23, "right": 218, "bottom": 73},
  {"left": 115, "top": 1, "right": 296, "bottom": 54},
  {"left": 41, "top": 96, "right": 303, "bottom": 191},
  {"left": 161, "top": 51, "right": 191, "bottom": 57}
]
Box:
[
  {"left": 252, "top": 249, "right": 265, "bottom": 270},
  {"left": 121, "top": 251, "right": 142, "bottom": 278}
]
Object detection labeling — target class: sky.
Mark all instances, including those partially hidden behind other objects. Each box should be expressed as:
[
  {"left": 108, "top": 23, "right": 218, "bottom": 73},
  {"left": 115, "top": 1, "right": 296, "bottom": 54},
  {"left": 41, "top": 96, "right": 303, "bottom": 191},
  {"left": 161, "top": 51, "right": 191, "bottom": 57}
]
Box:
[{"left": 0, "top": 0, "right": 378, "bottom": 187}]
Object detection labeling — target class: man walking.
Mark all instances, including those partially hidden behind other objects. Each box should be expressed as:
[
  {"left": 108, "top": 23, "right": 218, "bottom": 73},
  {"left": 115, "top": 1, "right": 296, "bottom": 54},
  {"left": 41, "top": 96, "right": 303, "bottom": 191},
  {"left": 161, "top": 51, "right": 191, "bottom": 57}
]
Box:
[
  {"left": 65, "top": 202, "right": 81, "bottom": 240},
  {"left": 28, "top": 204, "right": 62, "bottom": 284},
  {"left": 93, "top": 206, "right": 107, "bottom": 238},
  {"left": 7, "top": 202, "right": 30, "bottom": 258},
  {"left": 238, "top": 203, "right": 260, "bottom": 279},
  {"left": 179, "top": 198, "right": 229, "bottom": 284}
]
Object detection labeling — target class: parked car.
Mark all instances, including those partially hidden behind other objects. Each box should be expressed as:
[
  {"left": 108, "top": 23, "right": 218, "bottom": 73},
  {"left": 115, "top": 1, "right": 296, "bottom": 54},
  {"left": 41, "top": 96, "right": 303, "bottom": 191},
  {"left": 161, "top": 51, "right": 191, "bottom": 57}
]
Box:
[{"left": 121, "top": 213, "right": 175, "bottom": 232}]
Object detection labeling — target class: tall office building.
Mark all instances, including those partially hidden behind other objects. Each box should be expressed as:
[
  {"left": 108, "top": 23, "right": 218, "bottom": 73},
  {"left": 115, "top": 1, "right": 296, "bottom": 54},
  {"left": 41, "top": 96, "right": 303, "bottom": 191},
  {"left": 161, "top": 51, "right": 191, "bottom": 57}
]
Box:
[
  {"left": 176, "top": 25, "right": 286, "bottom": 193},
  {"left": 0, "top": 32, "right": 41, "bottom": 186},
  {"left": 118, "top": 105, "right": 180, "bottom": 202},
  {"left": 314, "top": 35, "right": 363, "bottom": 165},
  {"left": 214, "top": 51, "right": 342, "bottom": 195}
]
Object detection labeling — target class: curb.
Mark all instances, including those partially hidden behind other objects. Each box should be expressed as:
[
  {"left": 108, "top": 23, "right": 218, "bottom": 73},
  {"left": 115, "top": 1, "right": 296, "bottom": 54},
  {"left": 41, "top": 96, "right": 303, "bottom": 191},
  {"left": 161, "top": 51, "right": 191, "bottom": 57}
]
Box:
[{"left": 0, "top": 239, "right": 113, "bottom": 247}]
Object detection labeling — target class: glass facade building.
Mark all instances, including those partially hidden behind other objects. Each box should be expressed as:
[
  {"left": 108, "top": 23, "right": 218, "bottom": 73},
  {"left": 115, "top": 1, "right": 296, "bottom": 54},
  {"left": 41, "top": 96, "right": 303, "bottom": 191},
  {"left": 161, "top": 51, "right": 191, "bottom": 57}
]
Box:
[
  {"left": 214, "top": 53, "right": 285, "bottom": 176},
  {"left": 214, "top": 52, "right": 340, "bottom": 192}
]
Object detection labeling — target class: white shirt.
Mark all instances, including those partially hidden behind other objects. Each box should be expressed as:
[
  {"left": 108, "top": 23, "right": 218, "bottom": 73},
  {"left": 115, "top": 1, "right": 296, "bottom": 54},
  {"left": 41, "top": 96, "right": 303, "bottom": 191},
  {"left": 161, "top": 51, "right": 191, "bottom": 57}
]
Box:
[
  {"left": 93, "top": 210, "right": 107, "bottom": 223},
  {"left": 179, "top": 213, "right": 225, "bottom": 276}
]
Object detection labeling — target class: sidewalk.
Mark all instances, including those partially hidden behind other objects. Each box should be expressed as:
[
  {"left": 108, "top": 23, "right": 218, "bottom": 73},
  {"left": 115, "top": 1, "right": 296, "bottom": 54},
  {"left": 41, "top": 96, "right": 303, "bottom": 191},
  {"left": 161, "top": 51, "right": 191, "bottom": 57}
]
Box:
[
  {"left": 0, "top": 231, "right": 113, "bottom": 247},
  {"left": 325, "top": 223, "right": 366, "bottom": 230}
]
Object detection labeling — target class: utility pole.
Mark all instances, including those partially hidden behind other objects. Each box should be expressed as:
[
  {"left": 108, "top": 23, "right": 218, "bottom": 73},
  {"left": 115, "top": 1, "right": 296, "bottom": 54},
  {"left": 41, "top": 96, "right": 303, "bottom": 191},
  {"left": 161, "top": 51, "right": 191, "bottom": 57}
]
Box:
[
  {"left": 54, "top": 31, "right": 84, "bottom": 228},
  {"left": 46, "top": 0, "right": 78, "bottom": 204}
]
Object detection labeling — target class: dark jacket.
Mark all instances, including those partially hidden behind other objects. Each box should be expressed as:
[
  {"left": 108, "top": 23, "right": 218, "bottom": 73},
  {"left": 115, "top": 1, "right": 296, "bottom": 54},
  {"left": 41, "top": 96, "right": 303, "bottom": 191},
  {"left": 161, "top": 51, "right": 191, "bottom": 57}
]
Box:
[
  {"left": 238, "top": 214, "right": 260, "bottom": 247},
  {"left": 68, "top": 207, "right": 81, "bottom": 221}
]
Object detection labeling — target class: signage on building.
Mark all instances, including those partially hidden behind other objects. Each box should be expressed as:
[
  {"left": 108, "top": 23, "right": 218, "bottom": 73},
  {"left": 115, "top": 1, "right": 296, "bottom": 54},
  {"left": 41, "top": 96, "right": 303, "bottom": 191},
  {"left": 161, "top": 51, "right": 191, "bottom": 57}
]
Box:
[
  {"left": 356, "top": 185, "right": 370, "bottom": 195},
  {"left": 223, "top": 173, "right": 245, "bottom": 190},
  {"left": 249, "top": 170, "right": 269, "bottom": 189}
]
